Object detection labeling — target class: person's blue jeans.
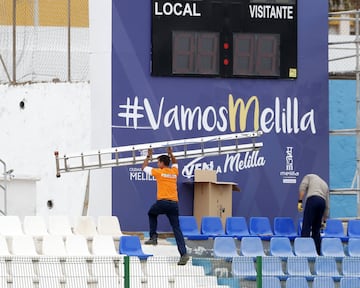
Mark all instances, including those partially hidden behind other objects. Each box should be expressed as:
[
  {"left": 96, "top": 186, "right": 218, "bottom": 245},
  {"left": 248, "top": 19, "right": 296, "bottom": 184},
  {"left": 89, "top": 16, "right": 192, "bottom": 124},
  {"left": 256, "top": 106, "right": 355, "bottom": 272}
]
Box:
[
  {"left": 301, "top": 195, "right": 326, "bottom": 255},
  {"left": 148, "top": 199, "right": 187, "bottom": 256}
]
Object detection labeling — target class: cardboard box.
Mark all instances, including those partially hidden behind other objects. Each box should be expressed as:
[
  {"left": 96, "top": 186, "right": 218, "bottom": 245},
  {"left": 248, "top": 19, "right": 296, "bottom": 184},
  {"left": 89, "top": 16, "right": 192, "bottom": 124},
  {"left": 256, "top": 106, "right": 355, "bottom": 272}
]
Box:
[
  {"left": 193, "top": 170, "right": 240, "bottom": 227},
  {"left": 194, "top": 170, "right": 217, "bottom": 182}
]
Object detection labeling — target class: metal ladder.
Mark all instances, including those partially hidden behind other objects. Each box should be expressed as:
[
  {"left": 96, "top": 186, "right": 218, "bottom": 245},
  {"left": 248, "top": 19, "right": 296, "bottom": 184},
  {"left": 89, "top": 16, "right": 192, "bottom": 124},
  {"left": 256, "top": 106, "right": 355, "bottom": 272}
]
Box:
[{"left": 54, "top": 131, "right": 263, "bottom": 177}]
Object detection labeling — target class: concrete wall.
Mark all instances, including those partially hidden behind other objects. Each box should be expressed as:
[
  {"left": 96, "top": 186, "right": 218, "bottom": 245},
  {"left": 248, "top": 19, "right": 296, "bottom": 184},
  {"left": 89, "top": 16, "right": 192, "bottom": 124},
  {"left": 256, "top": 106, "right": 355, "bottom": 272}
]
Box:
[{"left": 0, "top": 83, "right": 91, "bottom": 221}]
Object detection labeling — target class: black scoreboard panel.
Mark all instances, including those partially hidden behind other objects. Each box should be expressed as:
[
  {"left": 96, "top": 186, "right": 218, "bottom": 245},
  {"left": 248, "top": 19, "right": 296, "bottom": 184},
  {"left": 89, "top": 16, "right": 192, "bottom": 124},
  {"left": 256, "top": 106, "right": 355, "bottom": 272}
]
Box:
[{"left": 151, "top": 0, "right": 297, "bottom": 79}]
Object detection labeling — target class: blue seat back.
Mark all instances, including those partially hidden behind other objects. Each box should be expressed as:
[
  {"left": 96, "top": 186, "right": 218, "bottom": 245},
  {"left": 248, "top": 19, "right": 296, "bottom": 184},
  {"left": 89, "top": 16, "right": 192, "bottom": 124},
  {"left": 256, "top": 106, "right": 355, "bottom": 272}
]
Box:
[
  {"left": 313, "top": 276, "right": 335, "bottom": 288},
  {"left": 274, "top": 217, "right": 297, "bottom": 237},
  {"left": 262, "top": 276, "right": 281, "bottom": 288},
  {"left": 119, "top": 235, "right": 152, "bottom": 260},
  {"left": 321, "top": 237, "right": 345, "bottom": 257},
  {"left": 249, "top": 217, "right": 273, "bottom": 236},
  {"left": 315, "top": 256, "right": 340, "bottom": 277},
  {"left": 240, "top": 236, "right": 265, "bottom": 257},
  {"left": 286, "top": 276, "right": 309, "bottom": 288},
  {"left": 179, "top": 216, "right": 199, "bottom": 234},
  {"left": 348, "top": 238, "right": 360, "bottom": 256},
  {"left": 262, "top": 256, "right": 285, "bottom": 277},
  {"left": 287, "top": 256, "right": 312, "bottom": 277},
  {"left": 294, "top": 237, "right": 318, "bottom": 258},
  {"left": 213, "top": 237, "right": 239, "bottom": 258},
  {"left": 270, "top": 237, "right": 294, "bottom": 257},
  {"left": 119, "top": 236, "right": 142, "bottom": 253},
  {"left": 342, "top": 256, "right": 360, "bottom": 276},
  {"left": 201, "top": 216, "right": 224, "bottom": 236},
  {"left": 231, "top": 256, "right": 256, "bottom": 278},
  {"left": 340, "top": 277, "right": 360, "bottom": 288},
  {"left": 348, "top": 220, "right": 360, "bottom": 238},
  {"left": 323, "top": 219, "right": 346, "bottom": 237},
  {"left": 225, "top": 217, "right": 249, "bottom": 237}
]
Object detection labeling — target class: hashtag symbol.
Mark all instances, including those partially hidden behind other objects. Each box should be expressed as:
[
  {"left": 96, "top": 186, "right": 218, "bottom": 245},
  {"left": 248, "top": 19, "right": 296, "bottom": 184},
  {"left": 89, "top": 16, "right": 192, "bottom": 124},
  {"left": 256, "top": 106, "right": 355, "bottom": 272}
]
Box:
[{"left": 117, "top": 96, "right": 144, "bottom": 128}]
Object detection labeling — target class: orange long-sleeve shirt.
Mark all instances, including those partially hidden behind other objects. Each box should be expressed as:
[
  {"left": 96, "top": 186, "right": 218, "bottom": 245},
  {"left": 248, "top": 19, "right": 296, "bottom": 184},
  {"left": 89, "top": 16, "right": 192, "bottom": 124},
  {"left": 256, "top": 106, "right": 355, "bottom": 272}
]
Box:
[{"left": 143, "top": 164, "right": 179, "bottom": 201}]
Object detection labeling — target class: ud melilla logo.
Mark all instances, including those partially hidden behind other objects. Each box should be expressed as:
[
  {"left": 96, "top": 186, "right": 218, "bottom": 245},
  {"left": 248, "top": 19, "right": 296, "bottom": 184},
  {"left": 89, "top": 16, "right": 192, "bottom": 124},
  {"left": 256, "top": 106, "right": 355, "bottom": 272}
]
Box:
[{"left": 280, "top": 147, "right": 299, "bottom": 184}]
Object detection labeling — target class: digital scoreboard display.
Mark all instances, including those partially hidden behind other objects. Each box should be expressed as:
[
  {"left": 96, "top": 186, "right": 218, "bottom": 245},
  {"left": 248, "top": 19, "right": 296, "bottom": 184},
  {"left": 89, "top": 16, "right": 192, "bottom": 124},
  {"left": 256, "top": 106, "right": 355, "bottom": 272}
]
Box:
[{"left": 151, "top": 0, "right": 297, "bottom": 79}]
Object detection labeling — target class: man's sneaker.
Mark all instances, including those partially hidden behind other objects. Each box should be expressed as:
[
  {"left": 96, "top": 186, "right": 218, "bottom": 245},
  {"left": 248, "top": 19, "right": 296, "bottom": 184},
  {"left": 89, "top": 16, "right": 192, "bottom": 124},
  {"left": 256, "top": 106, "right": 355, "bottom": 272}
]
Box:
[
  {"left": 177, "top": 253, "right": 190, "bottom": 265},
  {"left": 144, "top": 237, "right": 157, "bottom": 245}
]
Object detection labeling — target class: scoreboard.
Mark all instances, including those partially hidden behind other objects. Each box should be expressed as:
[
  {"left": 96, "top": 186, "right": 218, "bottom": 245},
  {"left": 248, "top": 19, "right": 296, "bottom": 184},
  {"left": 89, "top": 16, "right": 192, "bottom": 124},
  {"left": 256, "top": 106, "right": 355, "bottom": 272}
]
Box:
[{"left": 151, "top": 0, "right": 297, "bottom": 79}]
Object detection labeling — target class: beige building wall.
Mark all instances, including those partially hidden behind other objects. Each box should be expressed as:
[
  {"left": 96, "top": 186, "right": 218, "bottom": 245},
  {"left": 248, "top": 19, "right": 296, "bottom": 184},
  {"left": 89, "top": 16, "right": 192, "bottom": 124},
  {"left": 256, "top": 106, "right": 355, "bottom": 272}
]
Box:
[{"left": 0, "top": 0, "right": 88, "bottom": 27}]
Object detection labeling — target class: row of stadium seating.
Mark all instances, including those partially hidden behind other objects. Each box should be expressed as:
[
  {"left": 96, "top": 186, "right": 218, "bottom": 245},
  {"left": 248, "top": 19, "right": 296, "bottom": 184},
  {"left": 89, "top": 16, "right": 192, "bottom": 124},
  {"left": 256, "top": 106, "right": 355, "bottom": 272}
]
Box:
[
  {"left": 4, "top": 253, "right": 360, "bottom": 288},
  {"left": 213, "top": 236, "right": 360, "bottom": 258},
  {"left": 0, "top": 215, "right": 123, "bottom": 239},
  {"left": 0, "top": 255, "right": 227, "bottom": 288},
  {"left": 239, "top": 276, "right": 360, "bottom": 288},
  {"left": 230, "top": 255, "right": 360, "bottom": 280},
  {"left": 1, "top": 214, "right": 355, "bottom": 243},
  {"left": 0, "top": 234, "right": 116, "bottom": 256},
  {"left": 179, "top": 216, "right": 356, "bottom": 241}
]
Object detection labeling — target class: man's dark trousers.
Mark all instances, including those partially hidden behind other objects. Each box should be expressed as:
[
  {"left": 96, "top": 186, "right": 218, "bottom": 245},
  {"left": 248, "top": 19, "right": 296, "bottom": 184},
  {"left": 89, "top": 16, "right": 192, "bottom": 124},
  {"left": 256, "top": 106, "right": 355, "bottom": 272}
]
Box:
[
  {"left": 148, "top": 199, "right": 187, "bottom": 256},
  {"left": 301, "top": 195, "right": 326, "bottom": 255}
]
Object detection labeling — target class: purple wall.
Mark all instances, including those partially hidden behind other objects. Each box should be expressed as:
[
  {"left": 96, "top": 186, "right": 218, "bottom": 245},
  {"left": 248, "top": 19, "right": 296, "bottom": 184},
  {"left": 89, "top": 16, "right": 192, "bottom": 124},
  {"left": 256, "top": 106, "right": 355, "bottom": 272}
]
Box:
[{"left": 112, "top": 0, "right": 328, "bottom": 231}]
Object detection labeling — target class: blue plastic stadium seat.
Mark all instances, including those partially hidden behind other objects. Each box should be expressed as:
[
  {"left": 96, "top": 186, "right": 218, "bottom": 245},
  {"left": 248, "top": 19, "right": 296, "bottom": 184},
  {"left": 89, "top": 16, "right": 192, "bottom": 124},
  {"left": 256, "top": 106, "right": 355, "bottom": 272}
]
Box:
[
  {"left": 287, "top": 256, "right": 314, "bottom": 280},
  {"left": 321, "top": 237, "right": 345, "bottom": 259},
  {"left": 262, "top": 256, "right": 287, "bottom": 280},
  {"left": 262, "top": 276, "right": 282, "bottom": 288},
  {"left": 273, "top": 217, "right": 298, "bottom": 240},
  {"left": 314, "top": 256, "right": 341, "bottom": 281},
  {"left": 323, "top": 219, "right": 349, "bottom": 242},
  {"left": 213, "top": 237, "right": 239, "bottom": 259},
  {"left": 240, "top": 236, "right": 266, "bottom": 257},
  {"left": 348, "top": 220, "right": 360, "bottom": 238},
  {"left": 342, "top": 256, "right": 360, "bottom": 277},
  {"left": 201, "top": 216, "right": 226, "bottom": 237},
  {"left": 249, "top": 217, "right": 273, "bottom": 240},
  {"left": 293, "top": 237, "right": 318, "bottom": 259},
  {"left": 119, "top": 235, "right": 152, "bottom": 260},
  {"left": 231, "top": 256, "right": 256, "bottom": 280},
  {"left": 179, "top": 216, "right": 209, "bottom": 240},
  {"left": 270, "top": 236, "right": 294, "bottom": 258},
  {"left": 348, "top": 238, "right": 360, "bottom": 257},
  {"left": 285, "top": 276, "right": 309, "bottom": 288},
  {"left": 225, "top": 217, "right": 250, "bottom": 239},
  {"left": 312, "top": 276, "right": 335, "bottom": 288},
  {"left": 340, "top": 277, "right": 360, "bottom": 288}
]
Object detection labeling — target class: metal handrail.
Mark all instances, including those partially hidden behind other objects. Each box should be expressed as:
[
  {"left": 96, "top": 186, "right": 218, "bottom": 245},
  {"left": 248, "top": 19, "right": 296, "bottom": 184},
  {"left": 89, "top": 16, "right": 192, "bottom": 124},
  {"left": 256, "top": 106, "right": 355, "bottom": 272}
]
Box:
[{"left": 0, "top": 159, "right": 7, "bottom": 215}]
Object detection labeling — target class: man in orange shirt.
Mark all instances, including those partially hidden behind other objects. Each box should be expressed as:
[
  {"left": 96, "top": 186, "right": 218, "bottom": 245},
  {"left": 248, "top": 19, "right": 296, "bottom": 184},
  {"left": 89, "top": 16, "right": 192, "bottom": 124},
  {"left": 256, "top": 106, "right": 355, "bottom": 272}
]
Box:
[{"left": 142, "top": 147, "right": 189, "bottom": 265}]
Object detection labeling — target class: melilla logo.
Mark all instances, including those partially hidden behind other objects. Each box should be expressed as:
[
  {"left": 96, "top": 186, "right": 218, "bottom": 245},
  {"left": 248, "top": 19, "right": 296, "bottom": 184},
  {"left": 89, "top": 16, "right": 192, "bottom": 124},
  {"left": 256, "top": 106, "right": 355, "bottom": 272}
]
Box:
[
  {"left": 181, "top": 152, "right": 266, "bottom": 179},
  {"left": 154, "top": 1, "right": 201, "bottom": 17}
]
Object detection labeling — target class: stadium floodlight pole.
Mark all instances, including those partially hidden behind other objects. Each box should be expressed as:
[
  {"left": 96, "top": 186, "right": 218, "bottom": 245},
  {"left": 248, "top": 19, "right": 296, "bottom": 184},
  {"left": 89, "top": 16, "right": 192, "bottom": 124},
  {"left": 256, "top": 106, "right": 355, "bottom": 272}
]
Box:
[{"left": 54, "top": 131, "right": 263, "bottom": 177}]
